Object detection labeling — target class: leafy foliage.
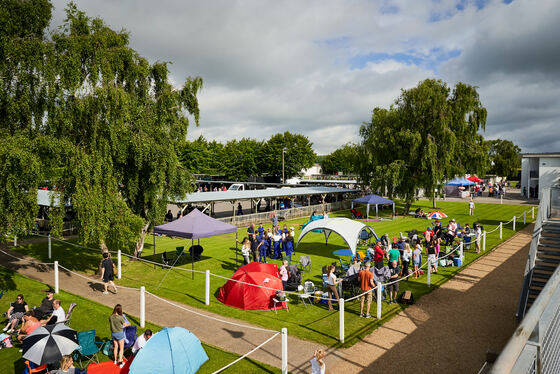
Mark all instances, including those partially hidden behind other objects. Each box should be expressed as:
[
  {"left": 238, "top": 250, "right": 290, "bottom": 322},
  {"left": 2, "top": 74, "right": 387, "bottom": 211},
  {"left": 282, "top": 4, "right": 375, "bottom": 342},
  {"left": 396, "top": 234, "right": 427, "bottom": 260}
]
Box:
[
  {"left": 486, "top": 139, "right": 521, "bottom": 178},
  {"left": 0, "top": 1, "right": 202, "bottom": 249},
  {"left": 321, "top": 143, "right": 359, "bottom": 175},
  {"left": 359, "top": 79, "right": 488, "bottom": 211},
  {"left": 178, "top": 132, "right": 316, "bottom": 181}
]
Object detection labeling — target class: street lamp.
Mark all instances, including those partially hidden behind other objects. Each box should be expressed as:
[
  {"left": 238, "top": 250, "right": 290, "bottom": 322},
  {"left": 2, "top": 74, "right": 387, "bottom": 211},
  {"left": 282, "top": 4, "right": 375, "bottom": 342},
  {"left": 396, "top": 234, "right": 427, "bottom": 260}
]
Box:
[{"left": 282, "top": 147, "right": 287, "bottom": 184}]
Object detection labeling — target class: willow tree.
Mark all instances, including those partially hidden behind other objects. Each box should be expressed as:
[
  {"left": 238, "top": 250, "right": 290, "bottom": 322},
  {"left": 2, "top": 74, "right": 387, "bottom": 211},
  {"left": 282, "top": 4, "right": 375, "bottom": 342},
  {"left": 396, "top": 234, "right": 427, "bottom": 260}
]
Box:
[
  {"left": 0, "top": 0, "right": 202, "bottom": 253},
  {"left": 359, "top": 79, "right": 488, "bottom": 212}
]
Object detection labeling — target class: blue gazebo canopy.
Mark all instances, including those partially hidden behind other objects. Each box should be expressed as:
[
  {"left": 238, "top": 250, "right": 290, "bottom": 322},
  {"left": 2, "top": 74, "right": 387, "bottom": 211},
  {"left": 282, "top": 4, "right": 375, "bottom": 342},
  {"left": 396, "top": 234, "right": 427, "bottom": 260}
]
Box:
[
  {"left": 446, "top": 177, "right": 475, "bottom": 186},
  {"left": 352, "top": 194, "right": 395, "bottom": 219}
]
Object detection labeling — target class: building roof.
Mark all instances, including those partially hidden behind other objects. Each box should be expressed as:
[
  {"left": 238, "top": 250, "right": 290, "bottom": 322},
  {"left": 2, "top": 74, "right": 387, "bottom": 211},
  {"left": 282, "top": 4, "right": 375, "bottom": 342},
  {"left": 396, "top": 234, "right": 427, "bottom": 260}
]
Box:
[
  {"left": 521, "top": 153, "right": 560, "bottom": 158},
  {"left": 174, "top": 186, "right": 357, "bottom": 204}
]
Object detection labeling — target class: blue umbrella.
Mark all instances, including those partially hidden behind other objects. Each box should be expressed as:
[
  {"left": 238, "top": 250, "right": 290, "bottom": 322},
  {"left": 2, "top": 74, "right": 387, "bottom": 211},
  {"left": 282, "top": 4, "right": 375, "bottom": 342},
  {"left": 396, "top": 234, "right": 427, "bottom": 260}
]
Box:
[
  {"left": 129, "top": 327, "right": 208, "bottom": 374},
  {"left": 331, "top": 249, "right": 354, "bottom": 257}
]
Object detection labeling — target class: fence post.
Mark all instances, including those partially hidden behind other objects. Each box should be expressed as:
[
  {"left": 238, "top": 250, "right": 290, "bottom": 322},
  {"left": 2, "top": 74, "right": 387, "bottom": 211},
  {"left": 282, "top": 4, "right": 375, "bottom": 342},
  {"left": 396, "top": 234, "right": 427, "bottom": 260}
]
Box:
[
  {"left": 54, "top": 261, "right": 59, "bottom": 294},
  {"left": 513, "top": 215, "right": 516, "bottom": 231},
  {"left": 427, "top": 259, "right": 431, "bottom": 287},
  {"left": 524, "top": 210, "right": 527, "bottom": 224},
  {"left": 281, "top": 328, "right": 288, "bottom": 374},
  {"left": 376, "top": 285, "right": 382, "bottom": 320},
  {"left": 339, "top": 298, "right": 345, "bottom": 343},
  {"left": 14, "top": 234, "right": 17, "bottom": 247},
  {"left": 205, "top": 270, "right": 210, "bottom": 306},
  {"left": 483, "top": 232, "right": 487, "bottom": 252},
  {"left": 140, "top": 286, "right": 145, "bottom": 328},
  {"left": 500, "top": 195, "right": 503, "bottom": 204},
  {"left": 532, "top": 206, "right": 534, "bottom": 219},
  {"left": 48, "top": 234, "right": 52, "bottom": 259},
  {"left": 117, "top": 250, "right": 122, "bottom": 280},
  {"left": 500, "top": 222, "right": 503, "bottom": 239},
  {"left": 459, "top": 242, "right": 464, "bottom": 260}
]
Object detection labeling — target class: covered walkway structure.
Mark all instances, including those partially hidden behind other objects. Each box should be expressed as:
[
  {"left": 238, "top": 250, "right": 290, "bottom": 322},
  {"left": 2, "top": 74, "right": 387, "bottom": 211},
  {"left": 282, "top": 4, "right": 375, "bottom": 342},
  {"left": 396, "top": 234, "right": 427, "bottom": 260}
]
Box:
[{"left": 173, "top": 186, "right": 358, "bottom": 217}]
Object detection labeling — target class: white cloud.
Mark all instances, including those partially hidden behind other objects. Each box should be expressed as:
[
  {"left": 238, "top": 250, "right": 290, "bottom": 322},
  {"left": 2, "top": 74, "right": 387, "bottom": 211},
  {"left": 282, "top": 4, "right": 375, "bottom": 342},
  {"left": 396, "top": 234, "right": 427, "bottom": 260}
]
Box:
[{"left": 51, "top": 0, "right": 559, "bottom": 154}]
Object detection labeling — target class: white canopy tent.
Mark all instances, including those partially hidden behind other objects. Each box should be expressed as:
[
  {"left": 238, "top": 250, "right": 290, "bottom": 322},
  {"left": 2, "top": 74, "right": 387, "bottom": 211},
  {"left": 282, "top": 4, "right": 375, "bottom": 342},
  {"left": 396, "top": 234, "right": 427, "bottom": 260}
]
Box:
[{"left": 295, "top": 218, "right": 377, "bottom": 256}]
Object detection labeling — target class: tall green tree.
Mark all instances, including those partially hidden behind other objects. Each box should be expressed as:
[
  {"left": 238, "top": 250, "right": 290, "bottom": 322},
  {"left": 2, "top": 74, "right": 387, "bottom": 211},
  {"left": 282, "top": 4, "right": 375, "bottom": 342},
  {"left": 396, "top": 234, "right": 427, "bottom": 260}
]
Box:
[
  {"left": 262, "top": 132, "right": 316, "bottom": 180},
  {"left": 486, "top": 139, "right": 521, "bottom": 178},
  {"left": 360, "top": 79, "right": 488, "bottom": 212},
  {"left": 0, "top": 1, "right": 202, "bottom": 252},
  {"left": 322, "top": 143, "right": 359, "bottom": 175},
  {"left": 222, "top": 138, "right": 264, "bottom": 181}
]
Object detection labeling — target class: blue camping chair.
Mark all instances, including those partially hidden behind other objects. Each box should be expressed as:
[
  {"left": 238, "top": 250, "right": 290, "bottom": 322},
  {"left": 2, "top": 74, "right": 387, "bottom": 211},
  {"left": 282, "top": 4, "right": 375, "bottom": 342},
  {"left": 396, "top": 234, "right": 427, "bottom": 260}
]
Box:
[
  {"left": 464, "top": 235, "right": 472, "bottom": 251},
  {"left": 74, "top": 329, "right": 101, "bottom": 367},
  {"left": 339, "top": 258, "right": 349, "bottom": 272},
  {"left": 124, "top": 325, "right": 138, "bottom": 351}
]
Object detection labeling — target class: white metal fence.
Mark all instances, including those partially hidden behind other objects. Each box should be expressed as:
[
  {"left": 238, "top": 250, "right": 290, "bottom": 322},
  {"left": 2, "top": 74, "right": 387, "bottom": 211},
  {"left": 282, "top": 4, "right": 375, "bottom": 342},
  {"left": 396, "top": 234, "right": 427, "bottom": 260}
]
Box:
[{"left": 491, "top": 187, "right": 560, "bottom": 374}]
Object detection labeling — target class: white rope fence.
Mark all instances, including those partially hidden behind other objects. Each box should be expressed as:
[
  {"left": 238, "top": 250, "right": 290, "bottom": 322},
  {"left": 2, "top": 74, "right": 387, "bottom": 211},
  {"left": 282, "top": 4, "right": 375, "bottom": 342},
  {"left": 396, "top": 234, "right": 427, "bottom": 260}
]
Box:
[{"left": 5, "top": 207, "right": 536, "bottom": 347}]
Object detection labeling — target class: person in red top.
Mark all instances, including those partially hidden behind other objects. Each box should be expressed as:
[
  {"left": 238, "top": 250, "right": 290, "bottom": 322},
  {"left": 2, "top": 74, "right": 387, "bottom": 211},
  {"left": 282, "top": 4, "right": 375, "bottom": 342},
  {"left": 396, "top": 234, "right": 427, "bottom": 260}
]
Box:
[
  {"left": 358, "top": 262, "right": 375, "bottom": 318},
  {"left": 373, "top": 239, "right": 385, "bottom": 269},
  {"left": 423, "top": 226, "right": 433, "bottom": 246}
]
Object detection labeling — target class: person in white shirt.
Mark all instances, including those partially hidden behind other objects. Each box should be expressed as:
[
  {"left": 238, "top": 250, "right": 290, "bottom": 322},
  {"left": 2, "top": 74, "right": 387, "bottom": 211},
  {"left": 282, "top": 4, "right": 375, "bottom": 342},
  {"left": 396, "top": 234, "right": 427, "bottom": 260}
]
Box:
[
  {"left": 41, "top": 299, "right": 65, "bottom": 325},
  {"left": 310, "top": 349, "right": 326, "bottom": 374},
  {"left": 132, "top": 329, "right": 152, "bottom": 354}
]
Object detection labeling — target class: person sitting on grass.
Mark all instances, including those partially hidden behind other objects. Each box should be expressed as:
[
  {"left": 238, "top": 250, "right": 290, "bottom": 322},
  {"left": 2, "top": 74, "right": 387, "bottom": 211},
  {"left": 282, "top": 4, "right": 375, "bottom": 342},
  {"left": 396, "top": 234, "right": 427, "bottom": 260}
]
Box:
[
  {"left": 34, "top": 288, "right": 55, "bottom": 320},
  {"left": 387, "top": 260, "right": 401, "bottom": 305},
  {"left": 132, "top": 329, "right": 153, "bottom": 355},
  {"left": 50, "top": 354, "right": 84, "bottom": 374},
  {"left": 3, "top": 294, "right": 28, "bottom": 334},
  {"left": 17, "top": 311, "right": 40, "bottom": 342},
  {"left": 40, "top": 299, "right": 65, "bottom": 326}
]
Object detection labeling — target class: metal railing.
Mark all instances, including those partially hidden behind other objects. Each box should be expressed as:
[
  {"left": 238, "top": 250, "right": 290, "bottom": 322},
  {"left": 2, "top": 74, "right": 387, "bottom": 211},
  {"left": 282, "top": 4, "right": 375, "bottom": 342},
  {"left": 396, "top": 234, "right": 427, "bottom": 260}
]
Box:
[
  {"left": 516, "top": 188, "right": 552, "bottom": 323},
  {"left": 492, "top": 187, "right": 560, "bottom": 373}
]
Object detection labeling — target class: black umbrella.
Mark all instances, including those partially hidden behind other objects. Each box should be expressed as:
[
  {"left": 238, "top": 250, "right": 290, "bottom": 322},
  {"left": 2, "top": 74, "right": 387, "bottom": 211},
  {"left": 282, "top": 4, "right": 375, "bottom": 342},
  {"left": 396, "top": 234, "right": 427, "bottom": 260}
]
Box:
[{"left": 23, "top": 324, "right": 79, "bottom": 365}]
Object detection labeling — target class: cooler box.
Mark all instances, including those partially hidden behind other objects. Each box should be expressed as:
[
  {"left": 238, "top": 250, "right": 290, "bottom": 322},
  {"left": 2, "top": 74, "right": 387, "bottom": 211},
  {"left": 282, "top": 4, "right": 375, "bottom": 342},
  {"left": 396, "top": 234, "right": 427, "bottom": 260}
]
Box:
[{"left": 453, "top": 257, "right": 462, "bottom": 267}]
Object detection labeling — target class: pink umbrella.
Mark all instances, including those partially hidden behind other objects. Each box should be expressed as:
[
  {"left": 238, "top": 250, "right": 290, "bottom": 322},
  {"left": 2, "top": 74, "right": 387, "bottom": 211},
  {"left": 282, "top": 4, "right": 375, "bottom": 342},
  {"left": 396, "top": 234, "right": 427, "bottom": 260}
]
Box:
[{"left": 427, "top": 211, "right": 448, "bottom": 219}]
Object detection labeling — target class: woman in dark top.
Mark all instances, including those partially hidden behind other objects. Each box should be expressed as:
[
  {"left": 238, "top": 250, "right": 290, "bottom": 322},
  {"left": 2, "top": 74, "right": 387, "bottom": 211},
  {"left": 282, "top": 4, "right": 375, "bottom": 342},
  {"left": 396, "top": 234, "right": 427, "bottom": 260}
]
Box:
[
  {"left": 3, "top": 294, "right": 28, "bottom": 333},
  {"left": 99, "top": 252, "right": 117, "bottom": 295}
]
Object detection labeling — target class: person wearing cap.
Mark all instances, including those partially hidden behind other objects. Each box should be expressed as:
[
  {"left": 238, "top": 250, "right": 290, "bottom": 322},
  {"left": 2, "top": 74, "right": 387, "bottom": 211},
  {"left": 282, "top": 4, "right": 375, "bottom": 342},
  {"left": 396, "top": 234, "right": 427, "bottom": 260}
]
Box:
[
  {"left": 423, "top": 226, "right": 433, "bottom": 246},
  {"left": 474, "top": 223, "right": 482, "bottom": 254},
  {"left": 35, "top": 288, "right": 55, "bottom": 320}
]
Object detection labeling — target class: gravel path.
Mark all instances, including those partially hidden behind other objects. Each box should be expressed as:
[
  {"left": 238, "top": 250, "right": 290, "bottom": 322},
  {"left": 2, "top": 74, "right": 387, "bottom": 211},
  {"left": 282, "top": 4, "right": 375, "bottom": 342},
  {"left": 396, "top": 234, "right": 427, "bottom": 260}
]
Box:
[{"left": 1, "top": 224, "right": 532, "bottom": 373}]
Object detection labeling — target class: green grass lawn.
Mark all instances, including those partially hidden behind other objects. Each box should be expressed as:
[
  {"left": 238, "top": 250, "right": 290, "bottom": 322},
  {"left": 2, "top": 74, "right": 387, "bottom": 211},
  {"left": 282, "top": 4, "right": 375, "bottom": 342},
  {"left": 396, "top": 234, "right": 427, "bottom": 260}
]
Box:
[
  {"left": 0, "top": 268, "right": 279, "bottom": 373},
  {"left": 11, "top": 199, "right": 536, "bottom": 348}
]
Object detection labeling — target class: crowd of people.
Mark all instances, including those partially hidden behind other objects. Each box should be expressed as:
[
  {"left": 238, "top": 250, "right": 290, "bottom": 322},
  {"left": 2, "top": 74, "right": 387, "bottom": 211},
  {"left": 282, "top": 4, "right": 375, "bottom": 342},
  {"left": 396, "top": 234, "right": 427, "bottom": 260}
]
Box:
[{"left": 2, "top": 289, "right": 155, "bottom": 371}]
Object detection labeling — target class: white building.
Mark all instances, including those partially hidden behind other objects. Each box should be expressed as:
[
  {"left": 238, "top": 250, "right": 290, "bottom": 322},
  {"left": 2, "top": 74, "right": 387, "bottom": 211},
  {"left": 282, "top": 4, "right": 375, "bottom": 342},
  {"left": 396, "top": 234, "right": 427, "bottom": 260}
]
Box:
[{"left": 521, "top": 153, "right": 560, "bottom": 199}]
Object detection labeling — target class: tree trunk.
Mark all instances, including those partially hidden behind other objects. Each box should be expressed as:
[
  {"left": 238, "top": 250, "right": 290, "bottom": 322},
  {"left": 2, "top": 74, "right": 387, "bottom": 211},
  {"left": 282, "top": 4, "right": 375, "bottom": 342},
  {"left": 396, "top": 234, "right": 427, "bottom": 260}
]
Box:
[
  {"left": 432, "top": 192, "right": 437, "bottom": 209},
  {"left": 134, "top": 221, "right": 151, "bottom": 258}
]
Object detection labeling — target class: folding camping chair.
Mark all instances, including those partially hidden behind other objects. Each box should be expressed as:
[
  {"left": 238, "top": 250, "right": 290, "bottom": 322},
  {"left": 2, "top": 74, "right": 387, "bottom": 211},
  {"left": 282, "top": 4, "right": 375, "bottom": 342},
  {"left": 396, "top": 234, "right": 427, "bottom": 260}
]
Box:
[
  {"left": 74, "top": 329, "right": 101, "bottom": 367},
  {"left": 297, "top": 256, "right": 311, "bottom": 275},
  {"left": 123, "top": 325, "right": 138, "bottom": 352}
]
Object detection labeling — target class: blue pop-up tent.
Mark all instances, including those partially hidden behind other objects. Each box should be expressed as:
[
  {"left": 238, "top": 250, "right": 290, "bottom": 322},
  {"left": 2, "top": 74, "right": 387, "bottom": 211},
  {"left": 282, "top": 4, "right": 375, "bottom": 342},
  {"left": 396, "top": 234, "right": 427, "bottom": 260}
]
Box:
[
  {"left": 352, "top": 194, "right": 395, "bottom": 219},
  {"left": 446, "top": 177, "right": 475, "bottom": 186},
  {"left": 129, "top": 327, "right": 208, "bottom": 374}
]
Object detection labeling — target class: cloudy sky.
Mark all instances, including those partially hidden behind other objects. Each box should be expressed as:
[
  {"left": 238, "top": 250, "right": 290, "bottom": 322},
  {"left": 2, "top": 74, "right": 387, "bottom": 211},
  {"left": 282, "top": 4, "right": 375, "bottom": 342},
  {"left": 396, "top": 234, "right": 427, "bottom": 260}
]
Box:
[{"left": 51, "top": 0, "right": 560, "bottom": 155}]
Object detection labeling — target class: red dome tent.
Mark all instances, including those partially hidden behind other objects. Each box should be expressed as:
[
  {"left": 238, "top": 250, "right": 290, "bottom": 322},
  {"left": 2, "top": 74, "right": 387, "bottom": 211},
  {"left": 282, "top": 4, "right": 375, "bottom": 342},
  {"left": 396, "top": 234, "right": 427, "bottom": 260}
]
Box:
[{"left": 217, "top": 263, "right": 286, "bottom": 311}]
